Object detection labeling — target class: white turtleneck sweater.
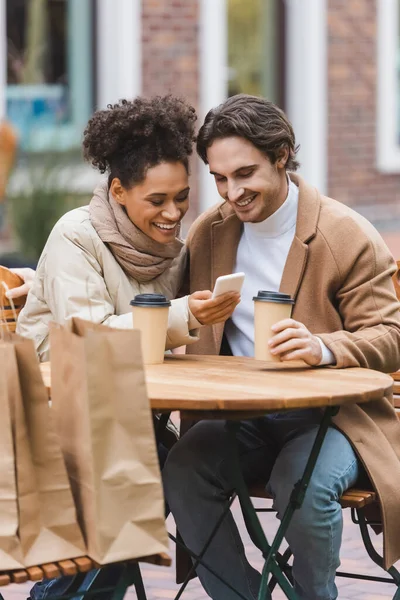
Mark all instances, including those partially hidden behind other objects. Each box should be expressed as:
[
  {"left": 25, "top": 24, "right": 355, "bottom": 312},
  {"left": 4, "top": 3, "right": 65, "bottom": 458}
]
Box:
[{"left": 225, "top": 179, "right": 334, "bottom": 365}]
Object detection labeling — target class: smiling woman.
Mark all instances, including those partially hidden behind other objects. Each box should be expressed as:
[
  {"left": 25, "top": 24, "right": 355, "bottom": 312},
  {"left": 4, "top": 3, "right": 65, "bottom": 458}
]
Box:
[
  {"left": 110, "top": 162, "right": 190, "bottom": 244},
  {"left": 19, "top": 92, "right": 242, "bottom": 600},
  {"left": 16, "top": 95, "right": 241, "bottom": 365}
]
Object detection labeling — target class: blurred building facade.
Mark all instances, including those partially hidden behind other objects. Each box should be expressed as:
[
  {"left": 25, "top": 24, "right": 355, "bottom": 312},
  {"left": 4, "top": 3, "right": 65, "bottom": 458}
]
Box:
[{"left": 1, "top": 0, "right": 400, "bottom": 253}]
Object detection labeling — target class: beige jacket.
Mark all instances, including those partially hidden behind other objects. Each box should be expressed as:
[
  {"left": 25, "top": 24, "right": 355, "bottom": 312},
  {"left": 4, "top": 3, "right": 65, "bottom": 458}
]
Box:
[
  {"left": 17, "top": 206, "right": 200, "bottom": 361},
  {"left": 185, "top": 173, "right": 400, "bottom": 568}
]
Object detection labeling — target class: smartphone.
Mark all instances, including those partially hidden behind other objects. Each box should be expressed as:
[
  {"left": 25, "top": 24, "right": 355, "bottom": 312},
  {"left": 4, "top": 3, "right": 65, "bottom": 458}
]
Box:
[{"left": 212, "top": 272, "right": 245, "bottom": 299}]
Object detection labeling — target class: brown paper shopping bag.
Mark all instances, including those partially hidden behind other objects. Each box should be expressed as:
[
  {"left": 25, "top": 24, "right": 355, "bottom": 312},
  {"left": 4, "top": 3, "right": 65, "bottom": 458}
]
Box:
[
  {"left": 49, "top": 318, "right": 169, "bottom": 564},
  {"left": 1, "top": 335, "right": 85, "bottom": 567},
  {"left": 0, "top": 349, "right": 24, "bottom": 569}
]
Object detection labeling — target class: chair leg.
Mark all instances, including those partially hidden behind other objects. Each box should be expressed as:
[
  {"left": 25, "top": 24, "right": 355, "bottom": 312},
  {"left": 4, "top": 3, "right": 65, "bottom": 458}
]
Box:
[
  {"left": 131, "top": 563, "right": 147, "bottom": 600},
  {"left": 268, "top": 547, "right": 293, "bottom": 593},
  {"left": 393, "top": 586, "right": 400, "bottom": 600},
  {"left": 255, "top": 502, "right": 400, "bottom": 597},
  {"left": 356, "top": 507, "right": 400, "bottom": 598},
  {"left": 169, "top": 530, "right": 249, "bottom": 600},
  {"left": 172, "top": 494, "right": 237, "bottom": 600},
  {"left": 389, "top": 568, "right": 400, "bottom": 600},
  {"left": 253, "top": 506, "right": 293, "bottom": 593},
  {"left": 110, "top": 563, "right": 146, "bottom": 600},
  {"left": 73, "top": 569, "right": 103, "bottom": 600}
]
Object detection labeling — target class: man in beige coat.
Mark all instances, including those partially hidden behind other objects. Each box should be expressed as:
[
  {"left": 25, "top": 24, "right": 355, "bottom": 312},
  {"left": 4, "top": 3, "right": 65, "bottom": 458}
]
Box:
[{"left": 163, "top": 95, "right": 400, "bottom": 600}]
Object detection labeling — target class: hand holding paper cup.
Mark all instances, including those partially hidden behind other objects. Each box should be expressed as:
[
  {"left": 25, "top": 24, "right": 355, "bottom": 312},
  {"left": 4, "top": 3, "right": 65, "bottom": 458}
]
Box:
[
  {"left": 253, "top": 291, "right": 294, "bottom": 361},
  {"left": 130, "top": 293, "right": 171, "bottom": 365}
]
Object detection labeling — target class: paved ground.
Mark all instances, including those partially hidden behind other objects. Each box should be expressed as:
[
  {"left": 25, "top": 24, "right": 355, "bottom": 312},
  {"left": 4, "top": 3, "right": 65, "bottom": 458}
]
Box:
[{"left": 4, "top": 498, "right": 399, "bottom": 600}]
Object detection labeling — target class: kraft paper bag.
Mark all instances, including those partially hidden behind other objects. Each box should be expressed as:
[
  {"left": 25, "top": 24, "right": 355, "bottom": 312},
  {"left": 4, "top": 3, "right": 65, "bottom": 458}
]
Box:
[
  {"left": 0, "top": 349, "right": 24, "bottom": 569},
  {"left": 0, "top": 335, "right": 85, "bottom": 567},
  {"left": 49, "top": 318, "right": 169, "bottom": 565}
]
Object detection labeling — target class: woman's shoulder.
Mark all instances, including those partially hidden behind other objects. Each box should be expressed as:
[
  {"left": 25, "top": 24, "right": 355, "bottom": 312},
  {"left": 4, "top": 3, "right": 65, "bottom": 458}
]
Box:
[
  {"left": 47, "top": 206, "right": 101, "bottom": 250},
  {"left": 52, "top": 205, "right": 91, "bottom": 234}
]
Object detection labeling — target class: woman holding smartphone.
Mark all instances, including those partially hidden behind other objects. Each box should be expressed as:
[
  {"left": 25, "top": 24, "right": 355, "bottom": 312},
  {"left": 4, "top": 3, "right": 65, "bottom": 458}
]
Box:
[
  {"left": 19, "top": 95, "right": 240, "bottom": 600},
  {"left": 18, "top": 95, "right": 239, "bottom": 360}
]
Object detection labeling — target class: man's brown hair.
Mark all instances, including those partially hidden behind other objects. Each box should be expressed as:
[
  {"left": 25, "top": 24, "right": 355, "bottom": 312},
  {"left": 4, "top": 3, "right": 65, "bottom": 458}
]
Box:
[{"left": 197, "top": 94, "right": 300, "bottom": 171}]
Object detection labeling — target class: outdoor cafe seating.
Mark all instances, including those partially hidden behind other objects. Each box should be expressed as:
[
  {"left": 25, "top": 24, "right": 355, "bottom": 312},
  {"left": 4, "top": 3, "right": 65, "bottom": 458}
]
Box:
[{"left": 0, "top": 264, "right": 400, "bottom": 600}]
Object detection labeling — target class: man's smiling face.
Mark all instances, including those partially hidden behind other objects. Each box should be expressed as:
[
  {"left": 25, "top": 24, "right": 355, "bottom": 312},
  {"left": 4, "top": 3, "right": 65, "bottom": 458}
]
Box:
[{"left": 207, "top": 136, "right": 288, "bottom": 223}]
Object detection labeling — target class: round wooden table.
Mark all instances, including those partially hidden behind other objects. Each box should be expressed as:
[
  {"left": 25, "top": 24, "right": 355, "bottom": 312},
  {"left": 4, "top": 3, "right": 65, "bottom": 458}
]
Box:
[
  {"left": 145, "top": 355, "right": 392, "bottom": 416},
  {"left": 41, "top": 353, "right": 392, "bottom": 413},
  {"left": 40, "top": 355, "right": 393, "bottom": 600}
]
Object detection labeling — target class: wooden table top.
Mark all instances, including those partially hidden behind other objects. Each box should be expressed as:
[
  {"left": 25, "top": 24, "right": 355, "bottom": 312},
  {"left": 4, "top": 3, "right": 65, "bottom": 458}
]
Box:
[{"left": 40, "top": 354, "right": 393, "bottom": 414}]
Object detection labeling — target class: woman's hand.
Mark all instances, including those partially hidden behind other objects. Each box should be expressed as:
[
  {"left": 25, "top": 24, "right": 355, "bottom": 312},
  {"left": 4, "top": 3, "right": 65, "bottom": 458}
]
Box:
[
  {"left": 6, "top": 267, "right": 36, "bottom": 299},
  {"left": 189, "top": 290, "right": 240, "bottom": 325}
]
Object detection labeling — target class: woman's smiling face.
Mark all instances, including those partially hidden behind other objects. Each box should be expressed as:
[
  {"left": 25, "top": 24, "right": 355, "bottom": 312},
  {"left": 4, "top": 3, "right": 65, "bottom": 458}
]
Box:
[{"left": 110, "top": 161, "right": 190, "bottom": 243}]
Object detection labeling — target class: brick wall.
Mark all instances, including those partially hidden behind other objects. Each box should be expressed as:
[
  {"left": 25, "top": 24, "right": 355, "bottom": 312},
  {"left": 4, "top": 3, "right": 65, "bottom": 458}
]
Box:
[
  {"left": 142, "top": 0, "right": 201, "bottom": 226},
  {"left": 327, "top": 0, "right": 400, "bottom": 231}
]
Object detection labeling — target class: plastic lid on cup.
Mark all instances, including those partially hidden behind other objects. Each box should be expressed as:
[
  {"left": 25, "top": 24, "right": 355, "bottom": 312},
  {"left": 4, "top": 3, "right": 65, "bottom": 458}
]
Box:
[
  {"left": 130, "top": 293, "right": 171, "bottom": 308},
  {"left": 252, "top": 290, "right": 294, "bottom": 304}
]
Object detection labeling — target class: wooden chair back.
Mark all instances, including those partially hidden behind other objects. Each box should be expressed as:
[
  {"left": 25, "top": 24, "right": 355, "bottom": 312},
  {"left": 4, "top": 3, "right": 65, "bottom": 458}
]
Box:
[{"left": 0, "top": 266, "right": 26, "bottom": 333}]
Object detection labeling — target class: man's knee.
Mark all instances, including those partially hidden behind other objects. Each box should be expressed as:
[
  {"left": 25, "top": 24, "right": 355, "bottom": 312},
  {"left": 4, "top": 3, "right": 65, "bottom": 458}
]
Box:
[
  {"left": 270, "top": 472, "right": 340, "bottom": 526},
  {"left": 163, "top": 420, "right": 229, "bottom": 494},
  {"left": 268, "top": 428, "right": 359, "bottom": 526}
]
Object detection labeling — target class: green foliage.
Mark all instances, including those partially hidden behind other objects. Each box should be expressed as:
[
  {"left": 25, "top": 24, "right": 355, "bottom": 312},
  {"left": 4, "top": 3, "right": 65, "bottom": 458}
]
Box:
[
  {"left": 8, "top": 157, "right": 89, "bottom": 262},
  {"left": 228, "top": 0, "right": 263, "bottom": 96},
  {"left": 227, "top": 0, "right": 278, "bottom": 102}
]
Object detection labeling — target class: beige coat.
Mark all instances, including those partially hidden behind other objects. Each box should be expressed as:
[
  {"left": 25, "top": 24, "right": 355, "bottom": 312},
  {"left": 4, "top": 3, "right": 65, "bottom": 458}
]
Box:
[
  {"left": 185, "top": 173, "right": 400, "bottom": 568},
  {"left": 17, "top": 206, "right": 200, "bottom": 361}
]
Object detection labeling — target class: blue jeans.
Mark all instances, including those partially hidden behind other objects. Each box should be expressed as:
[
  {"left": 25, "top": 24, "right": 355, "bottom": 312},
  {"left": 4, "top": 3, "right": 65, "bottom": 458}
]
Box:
[
  {"left": 163, "top": 410, "right": 361, "bottom": 600},
  {"left": 29, "top": 568, "right": 101, "bottom": 600}
]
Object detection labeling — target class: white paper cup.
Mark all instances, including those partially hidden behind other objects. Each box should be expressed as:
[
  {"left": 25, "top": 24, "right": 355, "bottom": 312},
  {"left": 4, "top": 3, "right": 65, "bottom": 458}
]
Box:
[
  {"left": 253, "top": 291, "right": 295, "bottom": 362},
  {"left": 130, "top": 294, "right": 171, "bottom": 365}
]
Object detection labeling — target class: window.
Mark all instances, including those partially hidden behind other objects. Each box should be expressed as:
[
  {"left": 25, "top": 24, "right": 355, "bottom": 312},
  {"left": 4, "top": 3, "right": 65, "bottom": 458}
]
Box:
[
  {"left": 6, "top": 0, "right": 93, "bottom": 152},
  {"left": 377, "top": 0, "right": 400, "bottom": 172},
  {"left": 227, "top": 0, "right": 284, "bottom": 105}
]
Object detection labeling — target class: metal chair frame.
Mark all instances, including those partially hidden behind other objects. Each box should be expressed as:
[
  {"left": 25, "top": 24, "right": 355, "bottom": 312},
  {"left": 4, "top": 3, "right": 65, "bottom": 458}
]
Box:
[
  {"left": 0, "top": 562, "right": 147, "bottom": 600},
  {"left": 265, "top": 504, "right": 400, "bottom": 599}
]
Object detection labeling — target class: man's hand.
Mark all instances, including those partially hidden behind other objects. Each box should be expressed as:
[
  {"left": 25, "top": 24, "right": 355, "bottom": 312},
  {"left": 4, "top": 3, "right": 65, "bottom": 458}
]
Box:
[
  {"left": 268, "top": 318, "right": 322, "bottom": 366},
  {"left": 189, "top": 290, "right": 240, "bottom": 325},
  {"left": 6, "top": 267, "right": 35, "bottom": 299}
]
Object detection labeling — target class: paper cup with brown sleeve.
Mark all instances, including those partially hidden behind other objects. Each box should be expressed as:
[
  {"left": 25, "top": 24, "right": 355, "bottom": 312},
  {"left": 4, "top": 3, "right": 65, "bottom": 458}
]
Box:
[
  {"left": 130, "top": 294, "right": 171, "bottom": 365},
  {"left": 253, "top": 291, "right": 295, "bottom": 362}
]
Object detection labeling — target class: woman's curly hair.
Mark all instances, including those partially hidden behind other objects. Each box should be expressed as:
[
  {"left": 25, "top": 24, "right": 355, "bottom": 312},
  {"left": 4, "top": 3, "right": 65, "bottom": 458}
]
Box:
[{"left": 83, "top": 95, "right": 197, "bottom": 188}]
